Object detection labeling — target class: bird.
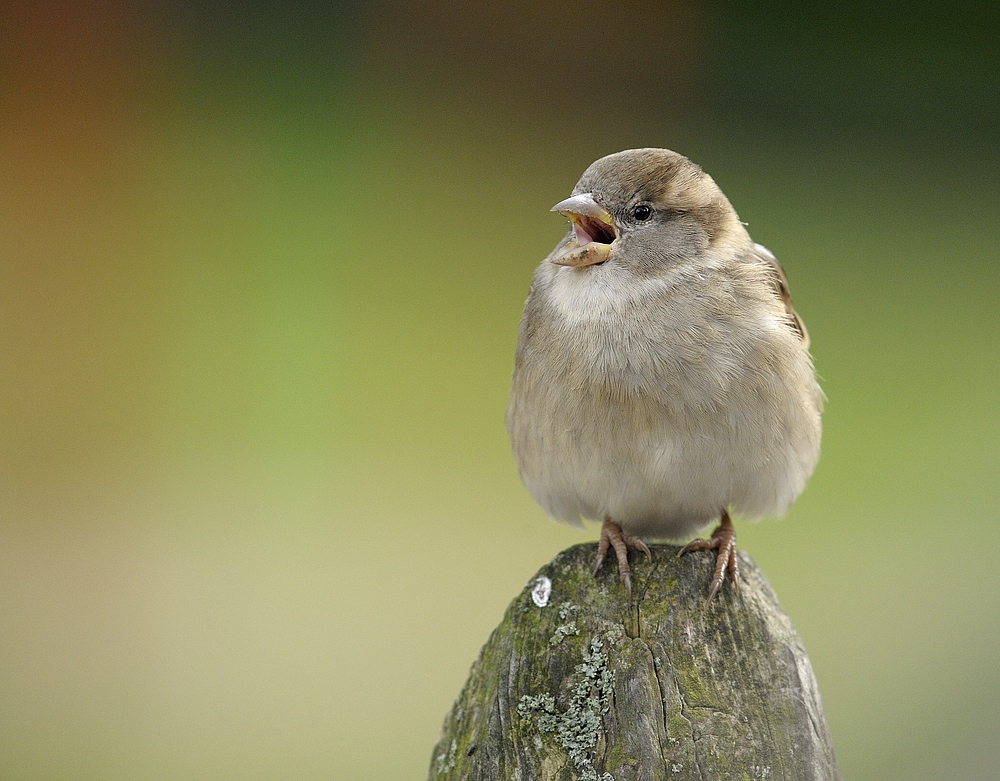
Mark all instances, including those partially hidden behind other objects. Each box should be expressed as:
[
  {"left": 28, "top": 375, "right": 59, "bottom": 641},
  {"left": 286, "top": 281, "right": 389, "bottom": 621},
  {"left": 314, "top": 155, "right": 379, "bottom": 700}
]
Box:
[{"left": 505, "top": 148, "right": 822, "bottom": 603}]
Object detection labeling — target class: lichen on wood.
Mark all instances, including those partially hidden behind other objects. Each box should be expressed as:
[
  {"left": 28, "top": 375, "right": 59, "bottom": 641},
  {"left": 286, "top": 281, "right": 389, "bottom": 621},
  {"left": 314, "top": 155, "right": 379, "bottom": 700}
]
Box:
[{"left": 428, "top": 543, "right": 841, "bottom": 781}]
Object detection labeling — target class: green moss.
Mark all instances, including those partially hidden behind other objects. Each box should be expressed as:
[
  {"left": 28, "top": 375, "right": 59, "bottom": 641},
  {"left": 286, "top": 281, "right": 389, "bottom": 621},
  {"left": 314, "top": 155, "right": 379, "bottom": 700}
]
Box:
[
  {"left": 603, "top": 743, "right": 624, "bottom": 770},
  {"left": 676, "top": 655, "right": 717, "bottom": 708},
  {"left": 432, "top": 738, "right": 457, "bottom": 775}
]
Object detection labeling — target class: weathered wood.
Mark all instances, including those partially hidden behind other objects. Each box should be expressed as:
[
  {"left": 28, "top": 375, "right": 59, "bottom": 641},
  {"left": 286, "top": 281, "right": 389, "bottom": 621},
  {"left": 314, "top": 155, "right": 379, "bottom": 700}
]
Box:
[{"left": 429, "top": 543, "right": 840, "bottom": 781}]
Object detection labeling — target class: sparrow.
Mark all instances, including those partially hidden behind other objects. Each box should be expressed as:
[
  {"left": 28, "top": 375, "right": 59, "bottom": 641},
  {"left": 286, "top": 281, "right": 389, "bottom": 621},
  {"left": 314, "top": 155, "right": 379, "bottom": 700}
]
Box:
[{"left": 506, "top": 148, "right": 822, "bottom": 602}]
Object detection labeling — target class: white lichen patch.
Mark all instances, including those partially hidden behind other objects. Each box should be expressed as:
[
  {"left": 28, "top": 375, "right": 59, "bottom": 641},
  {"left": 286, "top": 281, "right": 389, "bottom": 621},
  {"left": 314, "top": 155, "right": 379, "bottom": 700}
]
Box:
[
  {"left": 517, "top": 635, "right": 616, "bottom": 781},
  {"left": 531, "top": 576, "right": 553, "bottom": 607}
]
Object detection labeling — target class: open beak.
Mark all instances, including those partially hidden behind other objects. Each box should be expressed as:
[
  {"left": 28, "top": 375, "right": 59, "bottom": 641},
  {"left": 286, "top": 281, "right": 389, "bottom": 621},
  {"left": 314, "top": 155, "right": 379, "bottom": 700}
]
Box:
[{"left": 549, "top": 193, "right": 616, "bottom": 267}]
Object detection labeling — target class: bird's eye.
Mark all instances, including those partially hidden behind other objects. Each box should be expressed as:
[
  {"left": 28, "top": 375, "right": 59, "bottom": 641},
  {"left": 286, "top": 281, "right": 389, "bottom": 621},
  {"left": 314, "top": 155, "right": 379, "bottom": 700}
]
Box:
[{"left": 632, "top": 204, "right": 653, "bottom": 221}]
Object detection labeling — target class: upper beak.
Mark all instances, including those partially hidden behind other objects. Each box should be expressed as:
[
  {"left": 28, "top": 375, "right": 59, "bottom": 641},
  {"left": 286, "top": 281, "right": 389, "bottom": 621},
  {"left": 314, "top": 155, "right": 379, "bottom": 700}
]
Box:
[{"left": 549, "top": 193, "right": 616, "bottom": 267}]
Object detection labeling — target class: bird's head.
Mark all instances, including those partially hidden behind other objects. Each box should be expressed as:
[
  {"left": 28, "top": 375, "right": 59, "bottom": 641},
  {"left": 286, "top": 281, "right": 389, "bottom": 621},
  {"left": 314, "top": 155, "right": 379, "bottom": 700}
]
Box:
[{"left": 549, "top": 148, "right": 748, "bottom": 274}]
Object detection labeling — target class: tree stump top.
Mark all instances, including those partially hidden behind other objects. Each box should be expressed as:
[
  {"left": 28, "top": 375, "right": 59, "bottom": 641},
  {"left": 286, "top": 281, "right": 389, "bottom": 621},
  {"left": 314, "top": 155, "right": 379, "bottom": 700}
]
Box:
[{"left": 429, "top": 543, "right": 840, "bottom": 781}]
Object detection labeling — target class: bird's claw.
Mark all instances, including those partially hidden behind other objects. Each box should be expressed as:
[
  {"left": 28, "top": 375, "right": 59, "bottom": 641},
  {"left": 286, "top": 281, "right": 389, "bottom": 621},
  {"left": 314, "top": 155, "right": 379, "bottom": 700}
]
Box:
[
  {"left": 593, "top": 518, "right": 651, "bottom": 602},
  {"left": 679, "top": 510, "right": 739, "bottom": 604}
]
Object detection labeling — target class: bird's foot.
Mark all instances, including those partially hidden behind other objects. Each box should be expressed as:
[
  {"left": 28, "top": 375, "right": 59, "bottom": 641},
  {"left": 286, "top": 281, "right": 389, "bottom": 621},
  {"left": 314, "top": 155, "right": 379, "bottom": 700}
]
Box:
[
  {"left": 678, "top": 510, "right": 739, "bottom": 604},
  {"left": 593, "top": 518, "right": 651, "bottom": 602}
]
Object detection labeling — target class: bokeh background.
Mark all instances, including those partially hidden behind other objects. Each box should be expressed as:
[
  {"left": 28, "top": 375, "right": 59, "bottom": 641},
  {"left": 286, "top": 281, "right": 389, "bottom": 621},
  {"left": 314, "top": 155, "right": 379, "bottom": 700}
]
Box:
[{"left": 2, "top": 1, "right": 999, "bottom": 779}]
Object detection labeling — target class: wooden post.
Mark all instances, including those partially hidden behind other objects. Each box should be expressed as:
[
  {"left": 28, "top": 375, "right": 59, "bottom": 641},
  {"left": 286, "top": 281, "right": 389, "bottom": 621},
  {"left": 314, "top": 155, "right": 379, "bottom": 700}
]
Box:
[{"left": 428, "top": 543, "right": 841, "bottom": 781}]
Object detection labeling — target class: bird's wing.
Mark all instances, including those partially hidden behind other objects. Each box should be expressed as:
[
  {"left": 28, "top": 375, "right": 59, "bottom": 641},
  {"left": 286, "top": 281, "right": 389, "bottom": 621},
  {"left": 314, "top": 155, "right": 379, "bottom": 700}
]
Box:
[{"left": 753, "top": 243, "right": 810, "bottom": 349}]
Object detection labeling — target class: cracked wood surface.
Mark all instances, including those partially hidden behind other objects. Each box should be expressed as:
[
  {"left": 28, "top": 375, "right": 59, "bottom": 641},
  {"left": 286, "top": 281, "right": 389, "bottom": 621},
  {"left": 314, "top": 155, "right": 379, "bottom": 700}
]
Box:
[{"left": 428, "top": 543, "right": 841, "bottom": 781}]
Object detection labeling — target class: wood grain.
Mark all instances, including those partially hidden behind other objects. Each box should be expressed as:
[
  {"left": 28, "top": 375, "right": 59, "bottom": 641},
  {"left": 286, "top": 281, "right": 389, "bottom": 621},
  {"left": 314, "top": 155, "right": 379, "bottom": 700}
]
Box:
[{"left": 429, "top": 543, "right": 840, "bottom": 781}]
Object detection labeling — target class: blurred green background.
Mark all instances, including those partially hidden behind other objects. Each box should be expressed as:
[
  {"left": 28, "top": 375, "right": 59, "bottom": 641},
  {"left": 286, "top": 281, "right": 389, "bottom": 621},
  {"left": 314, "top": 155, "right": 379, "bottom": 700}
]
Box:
[{"left": 2, "top": 1, "right": 998, "bottom": 779}]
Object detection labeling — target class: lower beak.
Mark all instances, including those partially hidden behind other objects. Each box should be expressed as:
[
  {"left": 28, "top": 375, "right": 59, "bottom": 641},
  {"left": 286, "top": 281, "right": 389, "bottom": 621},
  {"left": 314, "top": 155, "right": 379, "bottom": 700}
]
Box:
[{"left": 549, "top": 193, "right": 616, "bottom": 267}]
